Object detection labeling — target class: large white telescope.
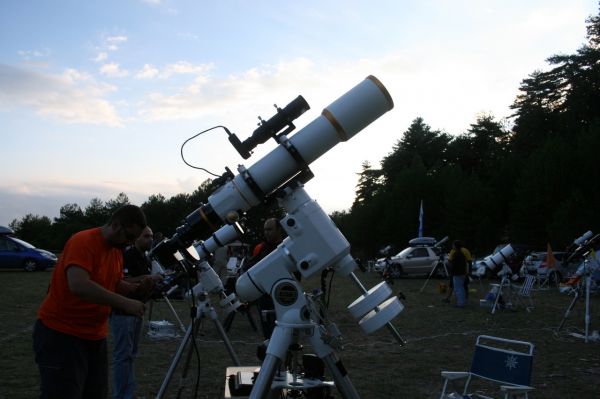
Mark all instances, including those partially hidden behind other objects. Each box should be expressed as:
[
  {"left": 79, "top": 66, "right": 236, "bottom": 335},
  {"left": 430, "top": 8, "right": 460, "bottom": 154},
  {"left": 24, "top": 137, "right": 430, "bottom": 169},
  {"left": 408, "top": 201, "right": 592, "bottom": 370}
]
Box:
[{"left": 152, "top": 76, "right": 393, "bottom": 264}]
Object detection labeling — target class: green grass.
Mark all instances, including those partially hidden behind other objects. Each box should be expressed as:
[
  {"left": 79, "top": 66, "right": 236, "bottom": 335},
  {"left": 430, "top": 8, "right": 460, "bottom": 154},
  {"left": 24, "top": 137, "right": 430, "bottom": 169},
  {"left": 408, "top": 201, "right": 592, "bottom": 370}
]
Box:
[{"left": 1, "top": 269, "right": 599, "bottom": 398}]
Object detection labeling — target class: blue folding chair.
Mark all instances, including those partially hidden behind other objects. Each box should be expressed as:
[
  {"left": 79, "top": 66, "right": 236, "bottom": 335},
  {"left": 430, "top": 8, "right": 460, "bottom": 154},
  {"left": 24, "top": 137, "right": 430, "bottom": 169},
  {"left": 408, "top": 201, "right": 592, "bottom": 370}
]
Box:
[{"left": 439, "top": 335, "right": 535, "bottom": 399}]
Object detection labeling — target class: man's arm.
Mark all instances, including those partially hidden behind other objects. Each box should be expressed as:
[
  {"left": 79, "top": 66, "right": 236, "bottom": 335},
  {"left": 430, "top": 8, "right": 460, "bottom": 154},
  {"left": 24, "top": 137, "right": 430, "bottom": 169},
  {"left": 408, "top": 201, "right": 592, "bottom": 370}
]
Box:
[{"left": 66, "top": 266, "right": 145, "bottom": 317}]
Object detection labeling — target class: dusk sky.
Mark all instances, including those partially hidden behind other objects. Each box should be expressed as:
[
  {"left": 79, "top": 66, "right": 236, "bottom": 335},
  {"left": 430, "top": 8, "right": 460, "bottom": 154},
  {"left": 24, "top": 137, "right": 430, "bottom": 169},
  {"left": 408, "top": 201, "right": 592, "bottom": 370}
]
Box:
[{"left": 1, "top": 1, "right": 598, "bottom": 226}]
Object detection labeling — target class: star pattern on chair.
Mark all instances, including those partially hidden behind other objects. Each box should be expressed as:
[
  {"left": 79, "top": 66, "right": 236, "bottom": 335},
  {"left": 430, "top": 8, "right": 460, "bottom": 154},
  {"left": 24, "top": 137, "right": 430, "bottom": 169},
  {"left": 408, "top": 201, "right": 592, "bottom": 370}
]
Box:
[{"left": 505, "top": 354, "right": 518, "bottom": 370}]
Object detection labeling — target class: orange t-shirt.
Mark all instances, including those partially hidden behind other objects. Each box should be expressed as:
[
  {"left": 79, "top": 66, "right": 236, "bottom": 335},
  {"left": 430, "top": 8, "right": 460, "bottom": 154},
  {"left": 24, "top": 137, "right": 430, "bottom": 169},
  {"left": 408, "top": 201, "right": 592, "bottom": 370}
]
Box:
[{"left": 38, "top": 227, "right": 124, "bottom": 340}]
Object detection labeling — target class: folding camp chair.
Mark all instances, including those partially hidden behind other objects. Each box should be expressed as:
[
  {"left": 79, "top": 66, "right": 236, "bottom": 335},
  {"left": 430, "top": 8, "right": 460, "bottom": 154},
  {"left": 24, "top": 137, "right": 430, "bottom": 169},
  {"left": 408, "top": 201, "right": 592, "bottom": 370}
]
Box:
[
  {"left": 514, "top": 275, "right": 535, "bottom": 312},
  {"left": 440, "top": 335, "right": 535, "bottom": 399}
]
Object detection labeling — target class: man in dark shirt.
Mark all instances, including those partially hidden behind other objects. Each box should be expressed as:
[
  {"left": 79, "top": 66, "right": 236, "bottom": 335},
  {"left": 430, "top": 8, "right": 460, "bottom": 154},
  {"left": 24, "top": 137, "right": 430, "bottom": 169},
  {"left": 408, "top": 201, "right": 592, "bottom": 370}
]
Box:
[{"left": 110, "top": 226, "right": 160, "bottom": 399}]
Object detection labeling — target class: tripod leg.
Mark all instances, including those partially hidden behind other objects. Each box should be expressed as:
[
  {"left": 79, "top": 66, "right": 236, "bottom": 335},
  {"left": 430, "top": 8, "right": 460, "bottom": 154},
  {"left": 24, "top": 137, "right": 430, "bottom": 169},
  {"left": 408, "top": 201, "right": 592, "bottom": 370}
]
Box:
[
  {"left": 491, "top": 280, "right": 503, "bottom": 315},
  {"left": 245, "top": 305, "right": 258, "bottom": 332},
  {"left": 250, "top": 354, "right": 281, "bottom": 399},
  {"left": 308, "top": 326, "right": 361, "bottom": 399},
  {"left": 585, "top": 276, "right": 591, "bottom": 342},
  {"left": 156, "top": 320, "right": 195, "bottom": 399},
  {"left": 557, "top": 290, "right": 580, "bottom": 332},
  {"left": 223, "top": 311, "right": 235, "bottom": 332},
  {"left": 162, "top": 295, "right": 187, "bottom": 333},
  {"left": 208, "top": 306, "right": 241, "bottom": 366},
  {"left": 419, "top": 264, "right": 437, "bottom": 292},
  {"left": 321, "top": 353, "right": 361, "bottom": 399},
  {"left": 249, "top": 325, "right": 293, "bottom": 399}
]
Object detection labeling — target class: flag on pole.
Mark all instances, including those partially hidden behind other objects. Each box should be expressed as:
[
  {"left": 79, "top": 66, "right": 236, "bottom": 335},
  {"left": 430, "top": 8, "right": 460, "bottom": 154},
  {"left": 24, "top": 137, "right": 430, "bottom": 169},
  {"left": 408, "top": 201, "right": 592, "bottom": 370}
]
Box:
[
  {"left": 418, "top": 200, "right": 424, "bottom": 238},
  {"left": 545, "top": 243, "right": 556, "bottom": 269}
]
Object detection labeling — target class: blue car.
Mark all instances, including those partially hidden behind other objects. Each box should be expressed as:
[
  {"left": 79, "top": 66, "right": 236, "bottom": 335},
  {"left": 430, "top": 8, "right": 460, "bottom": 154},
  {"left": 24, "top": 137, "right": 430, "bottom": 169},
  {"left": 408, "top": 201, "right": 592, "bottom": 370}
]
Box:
[{"left": 0, "top": 234, "right": 57, "bottom": 271}]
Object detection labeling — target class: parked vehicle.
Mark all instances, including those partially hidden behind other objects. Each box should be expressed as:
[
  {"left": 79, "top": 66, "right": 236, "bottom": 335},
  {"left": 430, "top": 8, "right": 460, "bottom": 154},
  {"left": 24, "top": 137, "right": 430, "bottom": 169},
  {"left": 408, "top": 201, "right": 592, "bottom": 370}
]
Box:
[
  {"left": 375, "top": 237, "right": 447, "bottom": 278},
  {"left": 520, "top": 251, "right": 580, "bottom": 285},
  {"left": 0, "top": 234, "right": 57, "bottom": 271}
]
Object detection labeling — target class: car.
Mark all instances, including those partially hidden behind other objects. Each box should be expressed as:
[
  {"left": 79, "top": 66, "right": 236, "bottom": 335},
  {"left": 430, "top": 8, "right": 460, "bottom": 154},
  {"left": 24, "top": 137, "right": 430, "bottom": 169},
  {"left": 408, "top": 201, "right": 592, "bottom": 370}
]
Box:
[
  {"left": 0, "top": 234, "right": 57, "bottom": 271},
  {"left": 375, "top": 237, "right": 447, "bottom": 278},
  {"left": 520, "top": 251, "right": 579, "bottom": 285}
]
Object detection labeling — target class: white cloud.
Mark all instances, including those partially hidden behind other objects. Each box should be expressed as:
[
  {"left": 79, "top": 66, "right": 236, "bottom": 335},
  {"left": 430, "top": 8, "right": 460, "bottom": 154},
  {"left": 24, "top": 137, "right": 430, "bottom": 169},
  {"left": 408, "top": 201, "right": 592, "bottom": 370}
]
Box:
[
  {"left": 106, "top": 35, "right": 128, "bottom": 51},
  {"left": 160, "top": 61, "right": 213, "bottom": 78},
  {"left": 136, "top": 64, "right": 159, "bottom": 79},
  {"left": 93, "top": 52, "right": 108, "bottom": 62},
  {"left": 137, "top": 58, "right": 316, "bottom": 121},
  {"left": 18, "top": 48, "right": 50, "bottom": 60},
  {"left": 0, "top": 64, "right": 122, "bottom": 127},
  {"left": 100, "top": 62, "right": 129, "bottom": 77}
]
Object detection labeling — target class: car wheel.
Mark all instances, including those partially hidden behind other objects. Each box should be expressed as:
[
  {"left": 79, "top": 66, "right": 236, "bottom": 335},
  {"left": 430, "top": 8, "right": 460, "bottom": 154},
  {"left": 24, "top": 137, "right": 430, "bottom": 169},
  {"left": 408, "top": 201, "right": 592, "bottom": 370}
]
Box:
[{"left": 23, "top": 259, "right": 37, "bottom": 272}]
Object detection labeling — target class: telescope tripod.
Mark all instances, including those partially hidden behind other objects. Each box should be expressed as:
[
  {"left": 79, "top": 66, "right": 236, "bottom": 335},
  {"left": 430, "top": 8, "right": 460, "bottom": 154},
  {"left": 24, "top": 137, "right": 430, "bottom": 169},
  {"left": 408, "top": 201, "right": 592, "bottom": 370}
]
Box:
[
  {"left": 156, "top": 292, "right": 241, "bottom": 399},
  {"left": 489, "top": 275, "right": 519, "bottom": 314},
  {"left": 247, "top": 286, "right": 360, "bottom": 399},
  {"left": 419, "top": 259, "right": 449, "bottom": 293},
  {"left": 557, "top": 259, "right": 595, "bottom": 342}
]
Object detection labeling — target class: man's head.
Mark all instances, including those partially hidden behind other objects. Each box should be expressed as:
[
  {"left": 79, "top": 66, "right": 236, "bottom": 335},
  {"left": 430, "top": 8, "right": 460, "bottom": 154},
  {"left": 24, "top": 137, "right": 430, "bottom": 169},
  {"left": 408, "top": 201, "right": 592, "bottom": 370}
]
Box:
[
  {"left": 105, "top": 205, "right": 147, "bottom": 249},
  {"left": 135, "top": 226, "right": 154, "bottom": 252},
  {"left": 263, "top": 218, "right": 284, "bottom": 245}
]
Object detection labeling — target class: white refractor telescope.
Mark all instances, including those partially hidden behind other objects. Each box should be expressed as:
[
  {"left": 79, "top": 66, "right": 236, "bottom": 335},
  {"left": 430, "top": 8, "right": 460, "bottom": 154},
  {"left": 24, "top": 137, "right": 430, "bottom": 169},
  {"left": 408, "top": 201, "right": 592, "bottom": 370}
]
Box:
[
  {"left": 151, "top": 76, "right": 394, "bottom": 266},
  {"left": 151, "top": 76, "right": 402, "bottom": 398},
  {"left": 475, "top": 244, "right": 515, "bottom": 277}
]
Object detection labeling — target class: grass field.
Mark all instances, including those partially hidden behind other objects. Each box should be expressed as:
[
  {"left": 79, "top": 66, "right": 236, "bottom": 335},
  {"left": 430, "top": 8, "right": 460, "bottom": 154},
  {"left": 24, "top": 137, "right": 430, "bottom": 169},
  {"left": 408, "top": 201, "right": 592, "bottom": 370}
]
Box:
[{"left": 1, "top": 268, "right": 599, "bottom": 398}]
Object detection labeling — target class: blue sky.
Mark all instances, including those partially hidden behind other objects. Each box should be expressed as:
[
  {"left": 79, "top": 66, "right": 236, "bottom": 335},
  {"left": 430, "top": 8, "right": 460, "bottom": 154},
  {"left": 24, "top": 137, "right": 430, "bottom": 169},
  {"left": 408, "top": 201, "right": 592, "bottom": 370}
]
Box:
[{"left": 1, "top": 0, "right": 598, "bottom": 226}]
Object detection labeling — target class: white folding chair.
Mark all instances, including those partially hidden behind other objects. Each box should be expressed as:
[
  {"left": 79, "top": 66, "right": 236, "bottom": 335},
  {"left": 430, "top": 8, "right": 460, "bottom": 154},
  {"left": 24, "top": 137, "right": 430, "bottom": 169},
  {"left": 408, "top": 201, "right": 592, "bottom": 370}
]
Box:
[
  {"left": 514, "top": 275, "right": 535, "bottom": 312},
  {"left": 440, "top": 335, "right": 535, "bottom": 399}
]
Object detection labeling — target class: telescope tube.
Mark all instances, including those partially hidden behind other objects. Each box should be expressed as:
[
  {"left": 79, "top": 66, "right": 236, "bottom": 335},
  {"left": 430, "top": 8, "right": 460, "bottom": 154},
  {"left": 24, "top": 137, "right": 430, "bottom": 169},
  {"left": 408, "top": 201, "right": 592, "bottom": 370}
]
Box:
[{"left": 209, "top": 75, "right": 394, "bottom": 218}]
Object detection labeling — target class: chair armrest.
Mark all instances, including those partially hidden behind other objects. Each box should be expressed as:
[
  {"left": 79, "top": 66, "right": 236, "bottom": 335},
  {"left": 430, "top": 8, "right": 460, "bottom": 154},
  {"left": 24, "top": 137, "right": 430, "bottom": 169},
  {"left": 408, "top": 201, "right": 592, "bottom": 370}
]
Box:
[
  {"left": 500, "top": 384, "right": 534, "bottom": 394},
  {"left": 440, "top": 371, "right": 469, "bottom": 380}
]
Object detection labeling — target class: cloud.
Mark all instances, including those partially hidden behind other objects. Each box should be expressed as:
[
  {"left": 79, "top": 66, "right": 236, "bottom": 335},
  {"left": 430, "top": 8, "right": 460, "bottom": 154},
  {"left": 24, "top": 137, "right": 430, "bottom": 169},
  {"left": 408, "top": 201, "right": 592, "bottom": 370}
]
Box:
[
  {"left": 0, "top": 64, "right": 122, "bottom": 126},
  {"left": 93, "top": 52, "right": 108, "bottom": 62},
  {"left": 136, "top": 64, "right": 159, "bottom": 79},
  {"left": 137, "top": 58, "right": 314, "bottom": 121},
  {"left": 18, "top": 48, "right": 50, "bottom": 60},
  {"left": 160, "top": 61, "right": 213, "bottom": 78},
  {"left": 106, "top": 35, "right": 128, "bottom": 51},
  {"left": 100, "top": 62, "right": 129, "bottom": 77}
]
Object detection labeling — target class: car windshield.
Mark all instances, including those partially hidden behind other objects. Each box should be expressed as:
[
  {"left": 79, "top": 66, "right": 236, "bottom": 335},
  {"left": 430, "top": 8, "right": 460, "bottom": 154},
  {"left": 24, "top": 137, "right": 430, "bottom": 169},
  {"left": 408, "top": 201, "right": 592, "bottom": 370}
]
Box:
[
  {"left": 10, "top": 237, "right": 35, "bottom": 249},
  {"left": 395, "top": 247, "right": 413, "bottom": 257}
]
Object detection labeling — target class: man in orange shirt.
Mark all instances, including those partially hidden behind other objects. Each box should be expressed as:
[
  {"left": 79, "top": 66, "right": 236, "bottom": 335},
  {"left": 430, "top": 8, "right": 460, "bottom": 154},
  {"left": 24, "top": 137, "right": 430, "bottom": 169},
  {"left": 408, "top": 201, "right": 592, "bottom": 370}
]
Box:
[{"left": 33, "top": 205, "right": 147, "bottom": 399}]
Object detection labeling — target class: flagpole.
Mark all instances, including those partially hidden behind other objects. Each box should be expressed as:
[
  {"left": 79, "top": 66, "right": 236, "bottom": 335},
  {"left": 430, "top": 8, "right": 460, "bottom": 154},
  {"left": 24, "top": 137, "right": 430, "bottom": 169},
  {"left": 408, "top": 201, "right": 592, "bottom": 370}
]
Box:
[{"left": 418, "top": 200, "right": 423, "bottom": 238}]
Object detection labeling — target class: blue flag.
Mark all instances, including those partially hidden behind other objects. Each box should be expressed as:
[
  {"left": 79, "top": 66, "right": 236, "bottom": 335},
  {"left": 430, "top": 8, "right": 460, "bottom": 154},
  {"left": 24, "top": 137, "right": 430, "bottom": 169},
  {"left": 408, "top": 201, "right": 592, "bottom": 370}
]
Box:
[{"left": 418, "top": 200, "right": 424, "bottom": 238}]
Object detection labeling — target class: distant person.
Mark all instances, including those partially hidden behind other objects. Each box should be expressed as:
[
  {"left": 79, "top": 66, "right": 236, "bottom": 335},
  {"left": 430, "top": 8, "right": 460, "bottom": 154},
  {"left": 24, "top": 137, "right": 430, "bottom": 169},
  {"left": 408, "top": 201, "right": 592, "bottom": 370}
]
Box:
[
  {"left": 110, "top": 226, "right": 162, "bottom": 399},
  {"left": 151, "top": 231, "right": 164, "bottom": 248},
  {"left": 246, "top": 218, "right": 286, "bottom": 339},
  {"left": 33, "top": 205, "right": 147, "bottom": 399},
  {"left": 446, "top": 240, "right": 472, "bottom": 308}
]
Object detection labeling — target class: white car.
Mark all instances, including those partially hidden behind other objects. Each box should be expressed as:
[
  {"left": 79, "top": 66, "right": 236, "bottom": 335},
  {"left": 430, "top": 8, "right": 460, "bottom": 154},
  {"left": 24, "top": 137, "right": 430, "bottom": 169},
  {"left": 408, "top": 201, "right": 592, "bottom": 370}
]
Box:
[{"left": 375, "top": 237, "right": 447, "bottom": 278}]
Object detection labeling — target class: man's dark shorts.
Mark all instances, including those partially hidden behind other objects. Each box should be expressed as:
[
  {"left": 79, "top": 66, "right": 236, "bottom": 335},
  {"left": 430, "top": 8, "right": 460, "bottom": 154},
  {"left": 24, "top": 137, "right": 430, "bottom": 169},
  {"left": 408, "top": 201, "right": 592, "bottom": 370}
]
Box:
[{"left": 33, "top": 319, "right": 108, "bottom": 399}]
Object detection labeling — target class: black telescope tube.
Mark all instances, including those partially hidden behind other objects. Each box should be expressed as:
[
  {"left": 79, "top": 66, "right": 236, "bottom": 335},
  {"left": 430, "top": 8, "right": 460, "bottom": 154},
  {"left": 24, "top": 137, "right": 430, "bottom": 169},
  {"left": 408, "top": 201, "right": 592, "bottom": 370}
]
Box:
[{"left": 150, "top": 203, "right": 222, "bottom": 265}]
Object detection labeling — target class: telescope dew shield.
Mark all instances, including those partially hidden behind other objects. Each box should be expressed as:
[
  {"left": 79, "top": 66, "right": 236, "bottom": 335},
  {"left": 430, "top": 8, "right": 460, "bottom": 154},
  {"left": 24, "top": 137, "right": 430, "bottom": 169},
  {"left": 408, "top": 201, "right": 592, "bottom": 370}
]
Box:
[{"left": 209, "top": 75, "right": 394, "bottom": 220}]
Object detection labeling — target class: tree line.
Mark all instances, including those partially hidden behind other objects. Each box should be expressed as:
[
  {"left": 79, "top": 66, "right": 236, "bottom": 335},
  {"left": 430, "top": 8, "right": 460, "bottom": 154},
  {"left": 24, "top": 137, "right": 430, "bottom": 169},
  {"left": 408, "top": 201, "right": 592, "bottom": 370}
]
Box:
[
  {"left": 9, "top": 11, "right": 600, "bottom": 259},
  {"left": 332, "top": 11, "right": 600, "bottom": 259}
]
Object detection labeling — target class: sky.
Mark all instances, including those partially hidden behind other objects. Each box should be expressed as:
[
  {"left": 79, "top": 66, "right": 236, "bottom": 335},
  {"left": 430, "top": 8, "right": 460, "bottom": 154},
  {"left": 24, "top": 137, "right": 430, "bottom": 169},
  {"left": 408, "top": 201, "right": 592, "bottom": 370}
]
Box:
[{"left": 1, "top": 0, "right": 598, "bottom": 227}]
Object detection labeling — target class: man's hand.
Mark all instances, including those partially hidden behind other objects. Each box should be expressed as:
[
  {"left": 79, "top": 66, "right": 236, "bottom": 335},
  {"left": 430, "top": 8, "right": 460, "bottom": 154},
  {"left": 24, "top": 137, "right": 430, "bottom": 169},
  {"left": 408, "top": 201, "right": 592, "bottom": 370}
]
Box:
[
  {"left": 120, "top": 298, "right": 145, "bottom": 317},
  {"left": 66, "top": 265, "right": 146, "bottom": 316}
]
